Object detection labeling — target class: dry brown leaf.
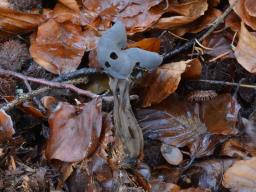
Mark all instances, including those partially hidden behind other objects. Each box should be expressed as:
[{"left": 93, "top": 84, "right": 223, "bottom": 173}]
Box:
[
  {"left": 137, "top": 103, "right": 208, "bottom": 148},
  {"left": 223, "top": 157, "right": 256, "bottom": 192},
  {"left": 128, "top": 38, "right": 161, "bottom": 53},
  {"left": 0, "top": 109, "right": 15, "bottom": 142},
  {"left": 30, "top": 19, "right": 98, "bottom": 74},
  {"left": 142, "top": 60, "right": 189, "bottom": 107},
  {"left": 155, "top": 0, "right": 208, "bottom": 29},
  {"left": 202, "top": 32, "right": 234, "bottom": 59},
  {"left": 58, "top": 0, "right": 81, "bottom": 12},
  {"left": 234, "top": 22, "right": 256, "bottom": 74},
  {"left": 46, "top": 98, "right": 102, "bottom": 162},
  {"left": 225, "top": 11, "right": 241, "bottom": 32},
  {"left": 0, "top": 7, "right": 45, "bottom": 40},
  {"left": 184, "top": 159, "right": 234, "bottom": 191},
  {"left": 172, "top": 8, "right": 222, "bottom": 36},
  {"left": 230, "top": 0, "right": 256, "bottom": 30},
  {"left": 201, "top": 94, "right": 239, "bottom": 135}
]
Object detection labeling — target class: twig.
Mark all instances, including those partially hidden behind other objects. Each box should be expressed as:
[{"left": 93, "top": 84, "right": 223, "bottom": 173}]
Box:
[
  {"left": 194, "top": 79, "right": 256, "bottom": 89},
  {"left": 2, "top": 77, "right": 89, "bottom": 111},
  {"left": 53, "top": 68, "right": 99, "bottom": 82},
  {"left": 0, "top": 69, "right": 98, "bottom": 99},
  {"left": 163, "top": 0, "right": 239, "bottom": 63}
]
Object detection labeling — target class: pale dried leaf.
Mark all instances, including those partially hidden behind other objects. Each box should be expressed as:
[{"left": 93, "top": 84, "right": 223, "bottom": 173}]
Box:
[
  {"left": 223, "top": 157, "right": 256, "bottom": 192},
  {"left": 235, "top": 22, "right": 256, "bottom": 73}
]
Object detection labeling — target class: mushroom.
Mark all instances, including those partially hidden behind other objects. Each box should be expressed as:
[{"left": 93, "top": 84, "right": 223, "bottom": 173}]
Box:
[{"left": 97, "top": 22, "right": 162, "bottom": 163}]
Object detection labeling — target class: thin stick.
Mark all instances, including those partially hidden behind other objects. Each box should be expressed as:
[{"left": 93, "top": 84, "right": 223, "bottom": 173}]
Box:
[
  {"left": 2, "top": 77, "right": 88, "bottom": 111},
  {"left": 0, "top": 69, "right": 98, "bottom": 98},
  {"left": 195, "top": 79, "right": 256, "bottom": 89},
  {"left": 163, "top": 0, "right": 239, "bottom": 63}
]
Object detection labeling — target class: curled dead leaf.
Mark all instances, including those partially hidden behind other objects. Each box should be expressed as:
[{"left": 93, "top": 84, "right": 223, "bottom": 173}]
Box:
[
  {"left": 30, "top": 19, "right": 98, "bottom": 74},
  {"left": 230, "top": 0, "right": 256, "bottom": 30},
  {"left": 128, "top": 38, "right": 161, "bottom": 53},
  {"left": 0, "top": 109, "right": 15, "bottom": 142},
  {"left": 46, "top": 98, "right": 102, "bottom": 162},
  {"left": 0, "top": 7, "right": 45, "bottom": 40},
  {"left": 234, "top": 22, "right": 256, "bottom": 74},
  {"left": 142, "top": 60, "right": 189, "bottom": 107},
  {"left": 223, "top": 157, "right": 256, "bottom": 192}
]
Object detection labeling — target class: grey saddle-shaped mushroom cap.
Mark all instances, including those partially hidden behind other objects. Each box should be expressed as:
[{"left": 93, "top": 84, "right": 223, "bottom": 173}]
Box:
[{"left": 97, "top": 22, "right": 163, "bottom": 79}]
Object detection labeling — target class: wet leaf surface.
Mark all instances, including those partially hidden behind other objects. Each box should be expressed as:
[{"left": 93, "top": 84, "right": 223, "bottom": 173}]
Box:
[{"left": 46, "top": 98, "right": 102, "bottom": 162}]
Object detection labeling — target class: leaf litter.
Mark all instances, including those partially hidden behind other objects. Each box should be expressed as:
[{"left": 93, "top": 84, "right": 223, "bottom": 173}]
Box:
[{"left": 0, "top": 0, "right": 256, "bottom": 191}]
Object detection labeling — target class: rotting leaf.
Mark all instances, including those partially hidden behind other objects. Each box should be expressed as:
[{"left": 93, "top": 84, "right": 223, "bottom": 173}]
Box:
[
  {"left": 0, "top": 7, "right": 46, "bottom": 40},
  {"left": 234, "top": 22, "right": 256, "bottom": 74},
  {"left": 30, "top": 18, "right": 99, "bottom": 74},
  {"left": 46, "top": 98, "right": 102, "bottom": 162},
  {"left": 142, "top": 60, "right": 189, "bottom": 107},
  {"left": 183, "top": 159, "right": 234, "bottom": 191},
  {"left": 229, "top": 0, "right": 256, "bottom": 30},
  {"left": 128, "top": 38, "right": 161, "bottom": 53},
  {"left": 137, "top": 107, "right": 207, "bottom": 147},
  {"left": 223, "top": 157, "right": 256, "bottom": 192},
  {"left": 200, "top": 94, "right": 240, "bottom": 135},
  {"left": 0, "top": 109, "right": 15, "bottom": 142}
]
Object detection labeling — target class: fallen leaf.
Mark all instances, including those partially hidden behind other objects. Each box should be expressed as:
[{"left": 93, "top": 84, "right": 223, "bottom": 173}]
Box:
[
  {"left": 46, "top": 98, "right": 102, "bottom": 162},
  {"left": 171, "top": 8, "right": 222, "bottom": 36},
  {"left": 0, "top": 109, "right": 15, "bottom": 142},
  {"left": 128, "top": 38, "right": 161, "bottom": 53},
  {"left": 30, "top": 19, "right": 98, "bottom": 74},
  {"left": 200, "top": 94, "right": 240, "bottom": 135},
  {"left": 223, "top": 157, "right": 256, "bottom": 192},
  {"left": 0, "top": 7, "right": 46, "bottom": 40},
  {"left": 202, "top": 32, "right": 234, "bottom": 59},
  {"left": 230, "top": 0, "right": 256, "bottom": 30},
  {"left": 58, "top": 0, "right": 81, "bottom": 12},
  {"left": 142, "top": 60, "right": 189, "bottom": 107},
  {"left": 220, "top": 138, "right": 251, "bottom": 159},
  {"left": 155, "top": 0, "right": 208, "bottom": 29},
  {"left": 137, "top": 107, "right": 208, "bottom": 147},
  {"left": 150, "top": 181, "right": 180, "bottom": 192},
  {"left": 234, "top": 22, "right": 256, "bottom": 74},
  {"left": 183, "top": 159, "right": 234, "bottom": 191}
]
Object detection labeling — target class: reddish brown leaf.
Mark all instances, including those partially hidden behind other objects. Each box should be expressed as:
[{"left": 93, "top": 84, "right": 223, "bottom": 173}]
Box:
[
  {"left": 200, "top": 94, "right": 240, "bottom": 135},
  {"left": 223, "top": 157, "right": 256, "bottom": 192},
  {"left": 142, "top": 60, "right": 189, "bottom": 107},
  {"left": 30, "top": 19, "right": 99, "bottom": 74},
  {"left": 0, "top": 8, "right": 46, "bottom": 40},
  {"left": 0, "top": 109, "right": 15, "bottom": 142},
  {"left": 234, "top": 22, "right": 256, "bottom": 74},
  {"left": 46, "top": 98, "right": 102, "bottom": 162},
  {"left": 155, "top": 0, "right": 208, "bottom": 29},
  {"left": 230, "top": 0, "right": 256, "bottom": 30},
  {"left": 128, "top": 38, "right": 161, "bottom": 53},
  {"left": 171, "top": 8, "right": 222, "bottom": 36}
]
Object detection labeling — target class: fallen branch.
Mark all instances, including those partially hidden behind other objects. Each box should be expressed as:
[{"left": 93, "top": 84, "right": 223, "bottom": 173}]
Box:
[
  {"left": 53, "top": 67, "right": 99, "bottom": 82},
  {"left": 0, "top": 69, "right": 98, "bottom": 99},
  {"left": 163, "top": 0, "right": 239, "bottom": 63},
  {"left": 193, "top": 79, "right": 256, "bottom": 89},
  {"left": 2, "top": 77, "right": 89, "bottom": 111}
]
